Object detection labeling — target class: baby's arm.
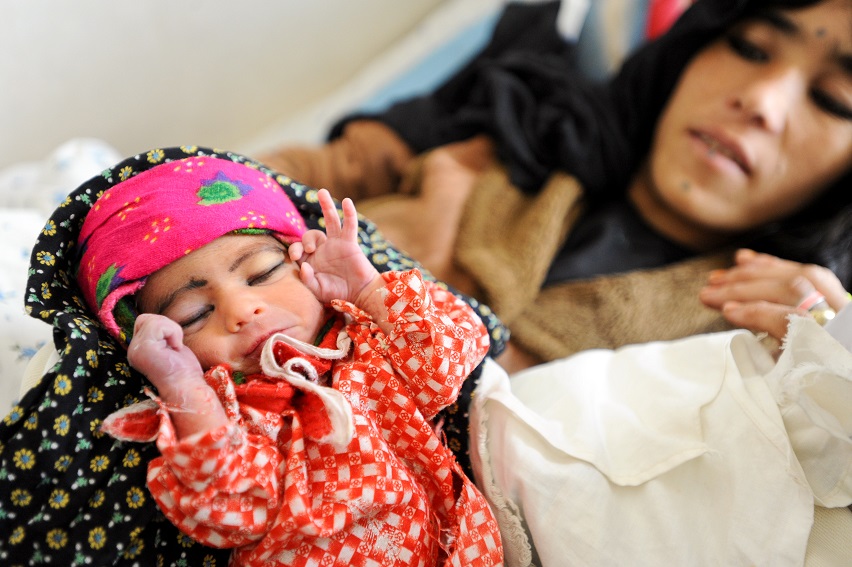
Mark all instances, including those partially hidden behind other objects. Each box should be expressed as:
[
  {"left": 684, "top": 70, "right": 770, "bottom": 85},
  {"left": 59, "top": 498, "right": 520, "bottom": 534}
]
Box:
[
  {"left": 383, "top": 274, "right": 490, "bottom": 417},
  {"left": 128, "top": 313, "right": 228, "bottom": 439},
  {"left": 290, "top": 189, "right": 489, "bottom": 414}
]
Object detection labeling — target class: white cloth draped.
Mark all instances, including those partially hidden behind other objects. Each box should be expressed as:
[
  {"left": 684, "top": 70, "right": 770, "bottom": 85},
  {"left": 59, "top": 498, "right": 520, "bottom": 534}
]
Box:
[{"left": 470, "top": 316, "right": 852, "bottom": 566}]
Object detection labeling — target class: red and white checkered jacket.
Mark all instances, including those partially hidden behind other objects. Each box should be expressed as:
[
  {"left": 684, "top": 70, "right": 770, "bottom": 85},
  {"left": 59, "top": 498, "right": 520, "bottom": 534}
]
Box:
[{"left": 106, "top": 270, "right": 502, "bottom": 566}]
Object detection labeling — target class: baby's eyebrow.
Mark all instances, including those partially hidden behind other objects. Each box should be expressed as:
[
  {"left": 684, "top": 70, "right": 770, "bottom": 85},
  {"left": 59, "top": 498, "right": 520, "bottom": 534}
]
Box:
[
  {"left": 154, "top": 277, "right": 207, "bottom": 315},
  {"left": 228, "top": 244, "right": 285, "bottom": 273}
]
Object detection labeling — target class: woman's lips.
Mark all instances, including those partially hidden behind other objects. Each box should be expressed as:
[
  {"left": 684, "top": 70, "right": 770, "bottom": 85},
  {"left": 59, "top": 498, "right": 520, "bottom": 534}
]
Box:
[{"left": 691, "top": 130, "right": 752, "bottom": 174}]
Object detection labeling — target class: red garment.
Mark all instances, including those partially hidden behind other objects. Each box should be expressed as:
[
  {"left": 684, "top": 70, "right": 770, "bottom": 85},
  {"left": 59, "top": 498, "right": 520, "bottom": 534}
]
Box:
[{"left": 107, "top": 270, "right": 502, "bottom": 566}]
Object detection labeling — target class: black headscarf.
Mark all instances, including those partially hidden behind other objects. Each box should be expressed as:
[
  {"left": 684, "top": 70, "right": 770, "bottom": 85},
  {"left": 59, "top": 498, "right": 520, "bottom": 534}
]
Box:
[
  {"left": 333, "top": 0, "right": 749, "bottom": 198},
  {"left": 0, "top": 146, "right": 506, "bottom": 566},
  {"left": 334, "top": 0, "right": 852, "bottom": 285}
]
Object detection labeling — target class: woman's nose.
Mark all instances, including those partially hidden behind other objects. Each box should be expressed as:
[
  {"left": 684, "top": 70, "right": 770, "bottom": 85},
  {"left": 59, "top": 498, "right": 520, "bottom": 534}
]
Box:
[{"left": 731, "top": 66, "right": 802, "bottom": 134}]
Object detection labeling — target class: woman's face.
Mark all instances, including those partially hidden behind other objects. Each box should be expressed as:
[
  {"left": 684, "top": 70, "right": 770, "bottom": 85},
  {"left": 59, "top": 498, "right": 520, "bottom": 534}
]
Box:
[{"left": 635, "top": 0, "right": 852, "bottom": 247}]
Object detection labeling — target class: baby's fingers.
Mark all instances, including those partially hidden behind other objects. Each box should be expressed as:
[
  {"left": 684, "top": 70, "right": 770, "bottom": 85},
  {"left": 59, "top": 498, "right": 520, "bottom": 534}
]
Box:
[
  {"left": 134, "top": 314, "right": 182, "bottom": 350},
  {"left": 128, "top": 314, "right": 189, "bottom": 379},
  {"left": 290, "top": 231, "right": 327, "bottom": 261},
  {"left": 288, "top": 241, "right": 305, "bottom": 262},
  {"left": 317, "top": 189, "right": 342, "bottom": 237},
  {"left": 297, "top": 261, "right": 318, "bottom": 293},
  {"left": 340, "top": 197, "right": 359, "bottom": 242}
]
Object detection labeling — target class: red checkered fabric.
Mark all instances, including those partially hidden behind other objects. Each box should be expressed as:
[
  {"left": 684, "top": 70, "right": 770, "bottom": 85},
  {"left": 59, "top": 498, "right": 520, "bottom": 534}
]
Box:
[{"left": 143, "top": 270, "right": 502, "bottom": 566}]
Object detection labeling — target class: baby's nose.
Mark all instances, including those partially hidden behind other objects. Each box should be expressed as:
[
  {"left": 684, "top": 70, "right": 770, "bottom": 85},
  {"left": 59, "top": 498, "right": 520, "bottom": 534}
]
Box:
[{"left": 224, "top": 297, "right": 264, "bottom": 333}]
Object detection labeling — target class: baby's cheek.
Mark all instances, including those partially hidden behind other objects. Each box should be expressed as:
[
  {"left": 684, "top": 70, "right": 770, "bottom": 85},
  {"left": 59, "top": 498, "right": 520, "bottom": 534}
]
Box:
[{"left": 182, "top": 335, "right": 215, "bottom": 371}]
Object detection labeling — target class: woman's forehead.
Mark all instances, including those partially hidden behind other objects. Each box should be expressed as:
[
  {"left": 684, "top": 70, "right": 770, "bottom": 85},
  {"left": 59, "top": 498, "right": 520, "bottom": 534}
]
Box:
[
  {"left": 754, "top": 0, "right": 852, "bottom": 43},
  {"left": 736, "top": 1, "right": 852, "bottom": 74}
]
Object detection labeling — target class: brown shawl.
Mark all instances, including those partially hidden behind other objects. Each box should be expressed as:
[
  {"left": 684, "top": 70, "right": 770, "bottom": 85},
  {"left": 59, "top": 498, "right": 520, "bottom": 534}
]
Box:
[{"left": 454, "top": 165, "right": 734, "bottom": 362}]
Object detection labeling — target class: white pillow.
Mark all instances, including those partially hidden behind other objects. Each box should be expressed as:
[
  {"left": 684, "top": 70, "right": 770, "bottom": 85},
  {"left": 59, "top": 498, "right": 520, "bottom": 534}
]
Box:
[
  {"left": 0, "top": 210, "right": 54, "bottom": 417},
  {"left": 470, "top": 323, "right": 852, "bottom": 566}
]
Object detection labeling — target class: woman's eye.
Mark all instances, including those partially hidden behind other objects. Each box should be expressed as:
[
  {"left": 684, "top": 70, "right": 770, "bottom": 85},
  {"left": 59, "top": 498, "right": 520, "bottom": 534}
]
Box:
[
  {"left": 810, "top": 89, "right": 852, "bottom": 121},
  {"left": 727, "top": 34, "right": 768, "bottom": 63},
  {"left": 249, "top": 262, "right": 285, "bottom": 285}
]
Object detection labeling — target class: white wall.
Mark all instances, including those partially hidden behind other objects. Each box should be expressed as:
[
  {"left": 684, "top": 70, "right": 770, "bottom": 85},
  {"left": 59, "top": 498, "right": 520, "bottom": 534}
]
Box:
[{"left": 1, "top": 0, "right": 444, "bottom": 168}]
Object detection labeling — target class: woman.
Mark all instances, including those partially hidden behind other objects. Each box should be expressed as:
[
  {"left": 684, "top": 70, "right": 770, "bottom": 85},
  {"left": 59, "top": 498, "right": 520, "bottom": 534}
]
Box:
[{"left": 260, "top": 0, "right": 852, "bottom": 373}]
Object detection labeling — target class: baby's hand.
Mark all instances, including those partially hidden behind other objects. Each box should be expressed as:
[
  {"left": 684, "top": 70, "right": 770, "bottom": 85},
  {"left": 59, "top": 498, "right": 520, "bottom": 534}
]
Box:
[
  {"left": 128, "top": 313, "right": 204, "bottom": 394},
  {"left": 288, "top": 188, "right": 381, "bottom": 306}
]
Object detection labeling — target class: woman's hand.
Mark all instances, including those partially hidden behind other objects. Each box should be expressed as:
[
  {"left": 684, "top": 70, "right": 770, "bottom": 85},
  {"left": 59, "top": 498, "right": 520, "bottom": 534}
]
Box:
[
  {"left": 699, "top": 249, "right": 850, "bottom": 340},
  {"left": 288, "top": 188, "right": 382, "bottom": 307}
]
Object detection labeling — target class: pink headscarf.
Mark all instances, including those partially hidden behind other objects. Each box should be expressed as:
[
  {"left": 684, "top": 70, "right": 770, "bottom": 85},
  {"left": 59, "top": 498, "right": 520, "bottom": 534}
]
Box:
[{"left": 77, "top": 156, "right": 306, "bottom": 342}]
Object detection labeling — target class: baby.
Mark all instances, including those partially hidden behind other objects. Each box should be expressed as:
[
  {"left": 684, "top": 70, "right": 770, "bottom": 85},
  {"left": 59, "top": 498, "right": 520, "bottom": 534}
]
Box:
[{"left": 80, "top": 156, "right": 502, "bottom": 566}]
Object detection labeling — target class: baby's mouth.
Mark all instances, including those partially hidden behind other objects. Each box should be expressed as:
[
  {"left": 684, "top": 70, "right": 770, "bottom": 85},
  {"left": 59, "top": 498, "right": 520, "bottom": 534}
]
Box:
[{"left": 244, "top": 329, "right": 294, "bottom": 365}]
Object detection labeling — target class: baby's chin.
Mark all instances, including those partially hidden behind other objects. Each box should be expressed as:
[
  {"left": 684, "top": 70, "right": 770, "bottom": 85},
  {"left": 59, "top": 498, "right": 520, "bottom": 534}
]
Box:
[
  {"left": 235, "top": 359, "right": 262, "bottom": 376},
  {"left": 208, "top": 355, "right": 261, "bottom": 377}
]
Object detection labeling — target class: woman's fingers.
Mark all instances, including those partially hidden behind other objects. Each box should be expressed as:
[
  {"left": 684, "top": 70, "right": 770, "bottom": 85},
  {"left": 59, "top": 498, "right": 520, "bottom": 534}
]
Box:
[
  {"left": 701, "top": 249, "right": 851, "bottom": 336},
  {"left": 700, "top": 274, "right": 812, "bottom": 309},
  {"left": 704, "top": 249, "right": 849, "bottom": 310},
  {"left": 720, "top": 300, "right": 794, "bottom": 341},
  {"left": 730, "top": 249, "right": 846, "bottom": 301}
]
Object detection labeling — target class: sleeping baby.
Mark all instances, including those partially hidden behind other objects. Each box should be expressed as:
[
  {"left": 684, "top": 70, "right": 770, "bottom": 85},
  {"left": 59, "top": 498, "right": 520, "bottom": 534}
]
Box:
[{"left": 77, "top": 155, "right": 502, "bottom": 566}]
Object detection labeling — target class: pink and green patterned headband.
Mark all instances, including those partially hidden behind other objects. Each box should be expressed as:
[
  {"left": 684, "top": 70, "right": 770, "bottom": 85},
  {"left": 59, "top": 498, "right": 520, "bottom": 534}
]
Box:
[{"left": 77, "top": 156, "right": 307, "bottom": 343}]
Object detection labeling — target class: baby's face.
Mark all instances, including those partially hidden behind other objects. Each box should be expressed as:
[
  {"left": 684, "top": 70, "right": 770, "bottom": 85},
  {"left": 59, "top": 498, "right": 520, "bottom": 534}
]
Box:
[{"left": 136, "top": 234, "right": 326, "bottom": 374}]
